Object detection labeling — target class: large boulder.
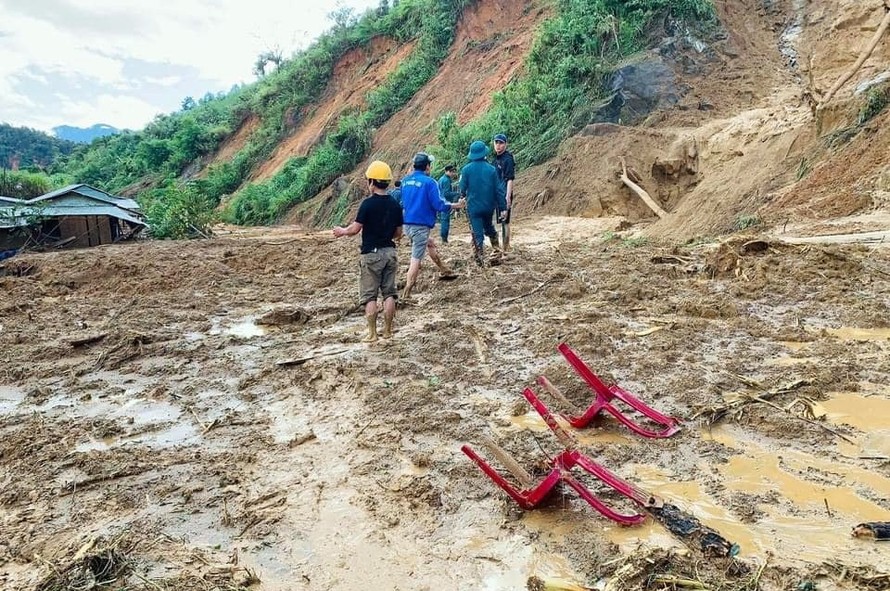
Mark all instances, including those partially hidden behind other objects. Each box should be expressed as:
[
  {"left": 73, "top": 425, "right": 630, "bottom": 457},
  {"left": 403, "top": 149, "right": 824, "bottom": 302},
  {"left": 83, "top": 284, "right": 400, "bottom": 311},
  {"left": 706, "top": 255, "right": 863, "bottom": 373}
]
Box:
[{"left": 591, "top": 54, "right": 683, "bottom": 125}]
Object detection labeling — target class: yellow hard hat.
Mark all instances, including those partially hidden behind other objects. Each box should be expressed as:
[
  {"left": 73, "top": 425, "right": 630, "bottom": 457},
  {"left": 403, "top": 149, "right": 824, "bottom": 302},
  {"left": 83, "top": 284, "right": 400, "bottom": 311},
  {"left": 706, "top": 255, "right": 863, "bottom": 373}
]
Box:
[{"left": 365, "top": 160, "right": 393, "bottom": 181}]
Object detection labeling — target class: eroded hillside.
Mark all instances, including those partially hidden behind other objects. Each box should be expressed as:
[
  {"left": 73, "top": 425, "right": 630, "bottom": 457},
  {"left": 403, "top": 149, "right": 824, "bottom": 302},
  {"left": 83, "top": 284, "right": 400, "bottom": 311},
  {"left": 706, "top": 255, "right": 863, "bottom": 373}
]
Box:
[{"left": 276, "top": 0, "right": 890, "bottom": 241}]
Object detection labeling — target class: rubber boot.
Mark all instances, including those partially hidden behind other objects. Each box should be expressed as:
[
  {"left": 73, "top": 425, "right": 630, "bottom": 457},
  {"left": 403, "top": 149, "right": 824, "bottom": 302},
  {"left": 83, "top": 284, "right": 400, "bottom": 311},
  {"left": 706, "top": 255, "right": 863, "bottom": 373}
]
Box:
[
  {"left": 382, "top": 315, "right": 394, "bottom": 339},
  {"left": 364, "top": 313, "right": 378, "bottom": 343},
  {"left": 473, "top": 239, "right": 485, "bottom": 267}
]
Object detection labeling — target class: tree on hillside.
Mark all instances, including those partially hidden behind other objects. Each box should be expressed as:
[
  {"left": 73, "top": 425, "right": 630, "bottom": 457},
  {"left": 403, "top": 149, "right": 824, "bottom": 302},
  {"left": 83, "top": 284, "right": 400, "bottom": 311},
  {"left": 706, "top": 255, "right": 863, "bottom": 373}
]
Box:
[
  {"left": 328, "top": 5, "right": 358, "bottom": 33},
  {"left": 253, "top": 47, "right": 284, "bottom": 78}
]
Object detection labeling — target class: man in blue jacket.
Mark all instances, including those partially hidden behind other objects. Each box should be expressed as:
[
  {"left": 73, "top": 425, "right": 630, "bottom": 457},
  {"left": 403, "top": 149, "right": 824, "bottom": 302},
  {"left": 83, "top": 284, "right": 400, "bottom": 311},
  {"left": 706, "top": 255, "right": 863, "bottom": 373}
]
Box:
[
  {"left": 401, "top": 152, "right": 466, "bottom": 300},
  {"left": 459, "top": 141, "right": 507, "bottom": 266},
  {"left": 437, "top": 164, "right": 459, "bottom": 243}
]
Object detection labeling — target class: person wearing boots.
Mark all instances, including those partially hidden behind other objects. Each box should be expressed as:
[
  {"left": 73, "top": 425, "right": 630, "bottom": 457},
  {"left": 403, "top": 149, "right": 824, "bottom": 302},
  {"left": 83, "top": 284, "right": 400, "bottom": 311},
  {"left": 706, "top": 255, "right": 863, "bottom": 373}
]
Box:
[
  {"left": 459, "top": 141, "right": 507, "bottom": 266},
  {"left": 437, "top": 164, "right": 459, "bottom": 242},
  {"left": 332, "top": 160, "right": 403, "bottom": 342},
  {"left": 400, "top": 152, "right": 466, "bottom": 299},
  {"left": 491, "top": 133, "right": 515, "bottom": 251}
]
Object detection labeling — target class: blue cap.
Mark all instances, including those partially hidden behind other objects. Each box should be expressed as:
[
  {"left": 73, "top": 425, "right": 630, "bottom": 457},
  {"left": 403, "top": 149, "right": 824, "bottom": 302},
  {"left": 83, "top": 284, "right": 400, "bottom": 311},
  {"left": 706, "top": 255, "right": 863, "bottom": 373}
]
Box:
[{"left": 493, "top": 133, "right": 507, "bottom": 143}]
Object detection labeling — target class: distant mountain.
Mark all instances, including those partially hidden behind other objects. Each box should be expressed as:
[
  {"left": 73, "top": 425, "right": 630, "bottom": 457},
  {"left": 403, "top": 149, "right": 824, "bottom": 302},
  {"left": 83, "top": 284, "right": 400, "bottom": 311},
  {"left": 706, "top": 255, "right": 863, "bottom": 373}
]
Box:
[{"left": 53, "top": 124, "right": 121, "bottom": 144}]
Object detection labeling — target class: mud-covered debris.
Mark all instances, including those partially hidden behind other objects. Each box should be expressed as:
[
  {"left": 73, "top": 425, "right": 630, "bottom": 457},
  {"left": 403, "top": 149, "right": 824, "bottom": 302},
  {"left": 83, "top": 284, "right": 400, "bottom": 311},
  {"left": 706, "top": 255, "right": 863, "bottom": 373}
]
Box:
[
  {"left": 526, "top": 575, "right": 594, "bottom": 591},
  {"left": 256, "top": 307, "right": 311, "bottom": 326},
  {"left": 649, "top": 503, "right": 740, "bottom": 557},
  {"left": 36, "top": 538, "right": 129, "bottom": 591},
  {"left": 738, "top": 239, "right": 770, "bottom": 255},
  {"left": 852, "top": 521, "right": 890, "bottom": 540}
]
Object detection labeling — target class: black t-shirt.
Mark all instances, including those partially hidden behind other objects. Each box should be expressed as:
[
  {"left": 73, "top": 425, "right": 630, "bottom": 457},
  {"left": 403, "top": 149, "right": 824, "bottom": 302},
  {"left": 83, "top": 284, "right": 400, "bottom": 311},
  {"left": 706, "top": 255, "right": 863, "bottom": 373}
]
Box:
[
  {"left": 355, "top": 194, "right": 403, "bottom": 254},
  {"left": 493, "top": 150, "right": 515, "bottom": 183}
]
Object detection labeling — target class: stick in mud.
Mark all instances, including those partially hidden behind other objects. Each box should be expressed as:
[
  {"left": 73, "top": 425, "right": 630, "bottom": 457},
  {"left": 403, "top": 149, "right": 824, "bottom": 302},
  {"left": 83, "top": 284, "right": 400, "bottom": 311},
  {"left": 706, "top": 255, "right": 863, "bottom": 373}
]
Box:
[{"left": 481, "top": 435, "right": 534, "bottom": 488}]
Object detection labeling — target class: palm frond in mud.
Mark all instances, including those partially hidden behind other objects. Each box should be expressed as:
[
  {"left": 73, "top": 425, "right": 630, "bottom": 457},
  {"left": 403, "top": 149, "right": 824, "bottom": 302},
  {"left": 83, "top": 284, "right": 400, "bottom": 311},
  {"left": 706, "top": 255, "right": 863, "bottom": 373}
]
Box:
[
  {"left": 538, "top": 547, "right": 771, "bottom": 591},
  {"left": 692, "top": 373, "right": 856, "bottom": 443},
  {"left": 817, "top": 563, "right": 890, "bottom": 590},
  {"left": 36, "top": 535, "right": 131, "bottom": 591},
  {"left": 692, "top": 373, "right": 808, "bottom": 426},
  {"left": 34, "top": 532, "right": 259, "bottom": 591}
]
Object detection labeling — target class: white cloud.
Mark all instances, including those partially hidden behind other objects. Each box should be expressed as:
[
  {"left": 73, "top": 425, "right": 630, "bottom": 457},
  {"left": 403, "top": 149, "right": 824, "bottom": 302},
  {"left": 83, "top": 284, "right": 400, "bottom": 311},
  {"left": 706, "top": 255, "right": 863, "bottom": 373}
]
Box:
[{"left": 0, "top": 0, "right": 381, "bottom": 130}]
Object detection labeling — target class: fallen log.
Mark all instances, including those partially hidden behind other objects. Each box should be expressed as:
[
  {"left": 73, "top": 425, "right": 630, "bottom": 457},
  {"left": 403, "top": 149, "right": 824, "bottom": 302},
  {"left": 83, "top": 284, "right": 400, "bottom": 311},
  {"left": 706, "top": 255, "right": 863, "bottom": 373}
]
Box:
[
  {"left": 68, "top": 333, "right": 108, "bottom": 347},
  {"left": 277, "top": 347, "right": 350, "bottom": 367},
  {"left": 816, "top": 2, "right": 890, "bottom": 111},
  {"left": 619, "top": 157, "right": 668, "bottom": 218},
  {"left": 648, "top": 503, "right": 740, "bottom": 557}
]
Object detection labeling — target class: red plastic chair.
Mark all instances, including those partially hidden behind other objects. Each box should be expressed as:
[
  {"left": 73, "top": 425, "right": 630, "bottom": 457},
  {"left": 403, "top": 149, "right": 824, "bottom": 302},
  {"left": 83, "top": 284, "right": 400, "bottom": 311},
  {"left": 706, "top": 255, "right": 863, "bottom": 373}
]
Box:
[
  {"left": 546, "top": 343, "right": 681, "bottom": 438},
  {"left": 460, "top": 388, "right": 653, "bottom": 526}
]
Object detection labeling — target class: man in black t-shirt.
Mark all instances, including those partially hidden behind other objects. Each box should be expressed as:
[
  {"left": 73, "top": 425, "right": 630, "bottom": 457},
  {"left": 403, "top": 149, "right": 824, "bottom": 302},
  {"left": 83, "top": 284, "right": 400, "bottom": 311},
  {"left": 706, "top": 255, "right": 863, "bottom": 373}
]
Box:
[
  {"left": 492, "top": 133, "right": 515, "bottom": 251},
  {"left": 333, "top": 160, "right": 403, "bottom": 342}
]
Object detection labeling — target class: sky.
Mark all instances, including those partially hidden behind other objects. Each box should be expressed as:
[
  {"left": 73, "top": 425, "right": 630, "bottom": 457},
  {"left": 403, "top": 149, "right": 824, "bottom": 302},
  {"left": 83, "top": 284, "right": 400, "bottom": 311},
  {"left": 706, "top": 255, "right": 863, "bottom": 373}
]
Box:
[{"left": 0, "top": 0, "right": 380, "bottom": 133}]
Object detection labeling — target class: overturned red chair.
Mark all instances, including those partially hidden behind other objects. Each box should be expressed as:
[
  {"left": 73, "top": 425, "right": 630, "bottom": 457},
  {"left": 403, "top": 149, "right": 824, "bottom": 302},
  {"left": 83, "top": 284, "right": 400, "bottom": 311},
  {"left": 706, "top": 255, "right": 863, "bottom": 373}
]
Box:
[
  {"left": 535, "top": 343, "right": 681, "bottom": 439},
  {"left": 461, "top": 388, "right": 658, "bottom": 526}
]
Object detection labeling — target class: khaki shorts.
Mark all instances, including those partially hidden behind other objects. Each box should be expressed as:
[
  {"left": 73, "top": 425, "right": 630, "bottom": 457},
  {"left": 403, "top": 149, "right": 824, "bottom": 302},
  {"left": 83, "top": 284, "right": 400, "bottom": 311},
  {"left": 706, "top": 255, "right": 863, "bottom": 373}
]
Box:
[{"left": 359, "top": 247, "right": 398, "bottom": 305}]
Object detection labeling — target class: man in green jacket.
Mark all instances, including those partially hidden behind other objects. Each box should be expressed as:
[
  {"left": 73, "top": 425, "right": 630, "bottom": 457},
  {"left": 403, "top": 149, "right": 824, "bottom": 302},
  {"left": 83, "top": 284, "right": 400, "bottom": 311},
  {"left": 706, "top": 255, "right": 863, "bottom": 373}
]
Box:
[
  {"left": 437, "top": 164, "right": 459, "bottom": 242},
  {"left": 459, "top": 141, "right": 507, "bottom": 266}
]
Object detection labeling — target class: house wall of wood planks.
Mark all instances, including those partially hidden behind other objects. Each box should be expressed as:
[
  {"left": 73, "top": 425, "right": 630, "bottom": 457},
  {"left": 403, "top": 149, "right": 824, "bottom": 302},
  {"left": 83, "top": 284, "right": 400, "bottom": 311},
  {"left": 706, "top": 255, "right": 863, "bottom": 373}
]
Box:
[{"left": 58, "top": 216, "right": 114, "bottom": 247}]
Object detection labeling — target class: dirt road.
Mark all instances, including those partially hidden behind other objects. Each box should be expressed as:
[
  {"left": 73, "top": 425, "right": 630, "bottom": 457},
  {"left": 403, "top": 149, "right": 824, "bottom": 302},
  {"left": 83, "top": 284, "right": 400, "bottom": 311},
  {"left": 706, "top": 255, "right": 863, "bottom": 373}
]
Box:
[{"left": 2, "top": 217, "right": 889, "bottom": 590}]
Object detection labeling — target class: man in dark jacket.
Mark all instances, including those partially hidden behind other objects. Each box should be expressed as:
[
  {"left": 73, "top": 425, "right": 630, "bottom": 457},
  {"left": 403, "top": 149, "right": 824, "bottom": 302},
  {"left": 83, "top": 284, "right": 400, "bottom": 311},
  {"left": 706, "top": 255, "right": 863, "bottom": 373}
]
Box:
[
  {"left": 492, "top": 133, "right": 515, "bottom": 251},
  {"left": 437, "top": 164, "right": 459, "bottom": 242},
  {"left": 459, "top": 141, "right": 507, "bottom": 266}
]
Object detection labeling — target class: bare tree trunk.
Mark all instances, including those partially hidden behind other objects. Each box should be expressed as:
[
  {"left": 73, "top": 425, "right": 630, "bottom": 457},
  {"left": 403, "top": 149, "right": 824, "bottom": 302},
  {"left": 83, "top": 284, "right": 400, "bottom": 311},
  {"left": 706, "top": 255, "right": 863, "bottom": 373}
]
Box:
[
  {"left": 817, "top": 3, "right": 890, "bottom": 111},
  {"left": 619, "top": 157, "right": 668, "bottom": 218}
]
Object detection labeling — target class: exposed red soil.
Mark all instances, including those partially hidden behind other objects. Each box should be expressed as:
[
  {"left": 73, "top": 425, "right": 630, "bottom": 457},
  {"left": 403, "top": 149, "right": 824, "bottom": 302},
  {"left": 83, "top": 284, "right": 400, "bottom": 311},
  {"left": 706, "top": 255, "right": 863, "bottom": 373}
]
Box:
[
  {"left": 196, "top": 114, "right": 261, "bottom": 179},
  {"left": 251, "top": 36, "right": 418, "bottom": 183}
]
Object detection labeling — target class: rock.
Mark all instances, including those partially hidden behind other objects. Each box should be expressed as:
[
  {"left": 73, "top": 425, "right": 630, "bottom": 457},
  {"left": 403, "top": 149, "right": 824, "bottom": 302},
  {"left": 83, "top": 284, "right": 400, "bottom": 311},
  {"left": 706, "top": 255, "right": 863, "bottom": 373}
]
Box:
[{"left": 588, "top": 54, "right": 683, "bottom": 125}]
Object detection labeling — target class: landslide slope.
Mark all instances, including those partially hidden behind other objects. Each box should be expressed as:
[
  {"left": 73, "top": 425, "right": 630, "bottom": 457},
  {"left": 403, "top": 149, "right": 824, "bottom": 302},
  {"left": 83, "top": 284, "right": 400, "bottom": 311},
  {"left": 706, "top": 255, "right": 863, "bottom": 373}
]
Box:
[{"left": 288, "top": 0, "right": 890, "bottom": 240}]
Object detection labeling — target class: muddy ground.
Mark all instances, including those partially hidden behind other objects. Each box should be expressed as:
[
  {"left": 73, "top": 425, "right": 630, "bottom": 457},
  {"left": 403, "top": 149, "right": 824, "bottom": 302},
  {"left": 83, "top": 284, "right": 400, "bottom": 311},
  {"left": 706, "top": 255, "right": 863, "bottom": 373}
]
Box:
[{"left": 1, "top": 216, "right": 889, "bottom": 591}]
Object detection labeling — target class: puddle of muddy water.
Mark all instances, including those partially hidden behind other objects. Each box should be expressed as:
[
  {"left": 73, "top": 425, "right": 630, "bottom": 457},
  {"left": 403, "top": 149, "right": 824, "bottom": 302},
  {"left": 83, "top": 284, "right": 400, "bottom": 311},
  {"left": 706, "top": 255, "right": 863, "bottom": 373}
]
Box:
[
  {"left": 209, "top": 316, "right": 267, "bottom": 339},
  {"left": 824, "top": 388, "right": 890, "bottom": 457},
  {"left": 765, "top": 355, "right": 816, "bottom": 367},
  {"left": 75, "top": 421, "right": 198, "bottom": 452},
  {"left": 686, "top": 425, "right": 890, "bottom": 566},
  {"left": 0, "top": 385, "right": 26, "bottom": 414},
  {"left": 826, "top": 327, "right": 890, "bottom": 342},
  {"left": 509, "top": 412, "right": 633, "bottom": 446}
]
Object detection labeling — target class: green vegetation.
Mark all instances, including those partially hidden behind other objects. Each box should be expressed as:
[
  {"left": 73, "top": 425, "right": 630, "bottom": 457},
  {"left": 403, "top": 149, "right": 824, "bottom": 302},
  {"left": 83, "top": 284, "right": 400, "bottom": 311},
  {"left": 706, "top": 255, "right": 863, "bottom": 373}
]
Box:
[
  {"left": 43, "top": 0, "right": 716, "bottom": 236},
  {"left": 858, "top": 83, "right": 890, "bottom": 125},
  {"left": 601, "top": 231, "right": 648, "bottom": 247},
  {"left": 0, "top": 170, "right": 54, "bottom": 199},
  {"left": 0, "top": 124, "right": 75, "bottom": 170},
  {"left": 796, "top": 157, "right": 811, "bottom": 181},
  {"left": 434, "top": 0, "right": 717, "bottom": 168},
  {"left": 824, "top": 83, "right": 890, "bottom": 149},
  {"left": 223, "top": 0, "right": 471, "bottom": 225},
  {"left": 733, "top": 213, "right": 762, "bottom": 231},
  {"left": 143, "top": 185, "right": 218, "bottom": 239}
]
